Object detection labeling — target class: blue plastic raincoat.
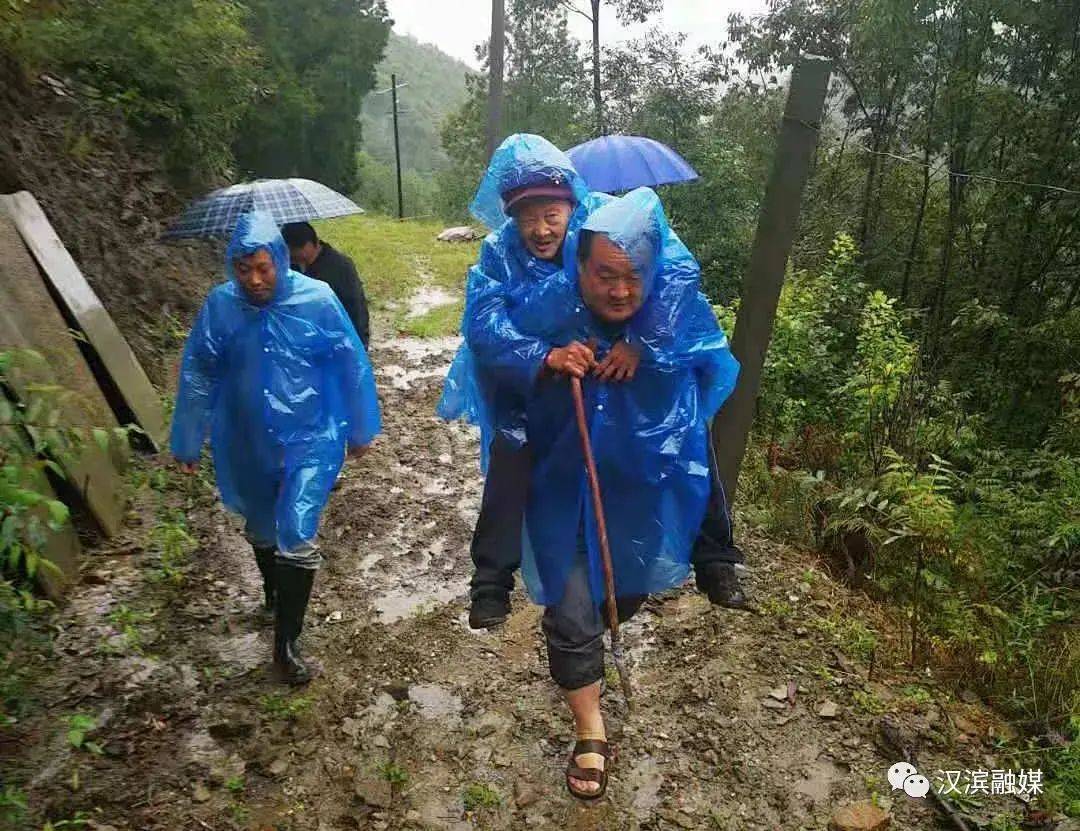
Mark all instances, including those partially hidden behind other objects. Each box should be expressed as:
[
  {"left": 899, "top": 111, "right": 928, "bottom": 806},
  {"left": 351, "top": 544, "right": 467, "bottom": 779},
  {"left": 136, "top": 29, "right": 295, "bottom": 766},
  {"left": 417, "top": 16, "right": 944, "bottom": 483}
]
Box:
[
  {"left": 437, "top": 134, "right": 610, "bottom": 465},
  {"left": 512, "top": 188, "right": 741, "bottom": 607},
  {"left": 170, "top": 211, "right": 381, "bottom": 554}
]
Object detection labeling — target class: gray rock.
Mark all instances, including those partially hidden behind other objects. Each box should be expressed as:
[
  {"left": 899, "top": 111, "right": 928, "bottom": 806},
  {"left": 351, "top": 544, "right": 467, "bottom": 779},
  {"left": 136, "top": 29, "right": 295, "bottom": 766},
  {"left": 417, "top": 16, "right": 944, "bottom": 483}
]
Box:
[
  {"left": 354, "top": 777, "right": 393, "bottom": 809},
  {"left": 514, "top": 780, "right": 540, "bottom": 808},
  {"left": 437, "top": 226, "right": 481, "bottom": 243}
]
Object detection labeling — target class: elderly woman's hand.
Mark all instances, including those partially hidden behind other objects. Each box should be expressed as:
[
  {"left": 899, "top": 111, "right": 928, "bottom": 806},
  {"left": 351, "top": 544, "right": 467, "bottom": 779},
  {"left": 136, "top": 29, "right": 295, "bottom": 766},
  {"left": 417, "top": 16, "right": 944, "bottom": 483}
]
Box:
[{"left": 594, "top": 340, "right": 639, "bottom": 382}]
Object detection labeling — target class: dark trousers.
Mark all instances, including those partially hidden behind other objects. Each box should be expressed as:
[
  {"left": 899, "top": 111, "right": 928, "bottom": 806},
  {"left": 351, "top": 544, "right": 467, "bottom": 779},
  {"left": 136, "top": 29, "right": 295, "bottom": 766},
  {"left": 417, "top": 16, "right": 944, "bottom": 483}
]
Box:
[
  {"left": 469, "top": 435, "right": 532, "bottom": 599},
  {"left": 691, "top": 429, "right": 745, "bottom": 567},
  {"left": 542, "top": 535, "right": 644, "bottom": 689},
  {"left": 469, "top": 429, "right": 743, "bottom": 599}
]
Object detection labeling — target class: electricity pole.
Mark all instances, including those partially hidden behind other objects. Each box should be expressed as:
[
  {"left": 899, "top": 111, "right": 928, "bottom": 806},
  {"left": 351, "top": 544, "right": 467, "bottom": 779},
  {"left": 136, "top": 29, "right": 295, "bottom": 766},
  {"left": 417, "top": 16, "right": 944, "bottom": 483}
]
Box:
[
  {"left": 391, "top": 73, "right": 404, "bottom": 220},
  {"left": 712, "top": 56, "right": 833, "bottom": 502}
]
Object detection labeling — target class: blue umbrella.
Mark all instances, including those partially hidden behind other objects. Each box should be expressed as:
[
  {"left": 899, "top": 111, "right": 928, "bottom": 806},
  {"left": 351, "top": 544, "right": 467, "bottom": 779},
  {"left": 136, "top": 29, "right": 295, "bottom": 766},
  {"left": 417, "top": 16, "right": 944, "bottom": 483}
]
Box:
[
  {"left": 164, "top": 178, "right": 364, "bottom": 239},
  {"left": 567, "top": 135, "right": 699, "bottom": 194}
]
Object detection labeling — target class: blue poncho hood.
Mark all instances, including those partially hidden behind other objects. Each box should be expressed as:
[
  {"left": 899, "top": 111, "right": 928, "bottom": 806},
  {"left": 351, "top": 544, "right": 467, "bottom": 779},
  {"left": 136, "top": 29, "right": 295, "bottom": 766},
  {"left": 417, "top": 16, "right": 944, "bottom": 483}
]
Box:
[
  {"left": 470, "top": 133, "right": 592, "bottom": 230},
  {"left": 569, "top": 186, "right": 664, "bottom": 298}
]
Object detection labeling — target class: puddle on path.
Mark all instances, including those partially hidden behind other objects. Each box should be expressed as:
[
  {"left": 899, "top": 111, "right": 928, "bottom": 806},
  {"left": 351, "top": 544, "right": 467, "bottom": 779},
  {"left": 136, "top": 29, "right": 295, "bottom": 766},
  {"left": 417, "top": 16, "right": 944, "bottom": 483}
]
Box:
[
  {"left": 621, "top": 608, "right": 660, "bottom": 665},
  {"left": 407, "top": 286, "right": 459, "bottom": 318},
  {"left": 381, "top": 335, "right": 462, "bottom": 362},
  {"left": 795, "top": 757, "right": 845, "bottom": 803},
  {"left": 377, "top": 363, "right": 448, "bottom": 391},
  {"left": 626, "top": 754, "right": 663, "bottom": 816},
  {"left": 372, "top": 578, "right": 469, "bottom": 624},
  {"left": 213, "top": 631, "right": 266, "bottom": 672}
]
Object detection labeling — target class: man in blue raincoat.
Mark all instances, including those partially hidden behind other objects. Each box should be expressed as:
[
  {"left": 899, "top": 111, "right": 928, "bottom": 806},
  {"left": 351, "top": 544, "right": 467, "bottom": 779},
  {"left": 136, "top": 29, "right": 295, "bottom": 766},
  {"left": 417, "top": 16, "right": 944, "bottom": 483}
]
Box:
[
  {"left": 171, "top": 211, "right": 381, "bottom": 684},
  {"left": 439, "top": 134, "right": 746, "bottom": 630},
  {"left": 440, "top": 134, "right": 635, "bottom": 628},
  {"left": 509, "top": 187, "right": 739, "bottom": 799}
]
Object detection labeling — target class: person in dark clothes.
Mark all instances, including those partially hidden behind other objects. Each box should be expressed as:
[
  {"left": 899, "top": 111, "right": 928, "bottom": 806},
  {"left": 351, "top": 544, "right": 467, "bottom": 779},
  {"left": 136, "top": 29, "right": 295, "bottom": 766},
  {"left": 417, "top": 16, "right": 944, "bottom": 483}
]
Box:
[{"left": 282, "top": 221, "right": 370, "bottom": 347}]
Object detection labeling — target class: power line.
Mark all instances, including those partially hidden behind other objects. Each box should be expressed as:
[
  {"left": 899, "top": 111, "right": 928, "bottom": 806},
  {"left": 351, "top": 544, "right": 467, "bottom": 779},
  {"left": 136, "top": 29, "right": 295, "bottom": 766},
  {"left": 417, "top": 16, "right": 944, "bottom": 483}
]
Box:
[
  {"left": 860, "top": 146, "right": 1080, "bottom": 197},
  {"left": 786, "top": 115, "right": 1080, "bottom": 197}
]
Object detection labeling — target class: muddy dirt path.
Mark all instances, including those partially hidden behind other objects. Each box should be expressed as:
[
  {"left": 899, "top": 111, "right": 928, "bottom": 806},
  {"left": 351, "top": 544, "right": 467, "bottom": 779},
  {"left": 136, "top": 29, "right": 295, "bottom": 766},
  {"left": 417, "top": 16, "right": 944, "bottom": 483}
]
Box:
[{"left": 8, "top": 321, "right": 996, "bottom": 831}]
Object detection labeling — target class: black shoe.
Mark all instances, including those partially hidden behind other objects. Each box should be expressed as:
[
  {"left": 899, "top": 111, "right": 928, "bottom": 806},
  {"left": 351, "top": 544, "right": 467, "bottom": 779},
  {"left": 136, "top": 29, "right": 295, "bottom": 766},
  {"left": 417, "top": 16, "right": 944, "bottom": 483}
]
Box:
[
  {"left": 253, "top": 546, "right": 277, "bottom": 613},
  {"left": 468, "top": 592, "right": 510, "bottom": 629},
  {"left": 273, "top": 562, "right": 318, "bottom": 685},
  {"left": 695, "top": 562, "right": 747, "bottom": 609}
]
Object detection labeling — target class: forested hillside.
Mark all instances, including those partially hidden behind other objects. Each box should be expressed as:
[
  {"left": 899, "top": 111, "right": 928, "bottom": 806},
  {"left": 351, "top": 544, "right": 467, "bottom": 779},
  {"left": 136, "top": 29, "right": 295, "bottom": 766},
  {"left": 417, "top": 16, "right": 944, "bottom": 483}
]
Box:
[{"left": 359, "top": 32, "right": 473, "bottom": 174}]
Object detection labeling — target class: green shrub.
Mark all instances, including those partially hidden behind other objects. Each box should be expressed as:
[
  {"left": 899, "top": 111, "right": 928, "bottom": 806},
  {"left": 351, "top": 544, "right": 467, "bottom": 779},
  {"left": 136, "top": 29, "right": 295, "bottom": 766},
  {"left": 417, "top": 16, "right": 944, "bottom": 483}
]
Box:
[{"left": 7, "top": 0, "right": 261, "bottom": 183}]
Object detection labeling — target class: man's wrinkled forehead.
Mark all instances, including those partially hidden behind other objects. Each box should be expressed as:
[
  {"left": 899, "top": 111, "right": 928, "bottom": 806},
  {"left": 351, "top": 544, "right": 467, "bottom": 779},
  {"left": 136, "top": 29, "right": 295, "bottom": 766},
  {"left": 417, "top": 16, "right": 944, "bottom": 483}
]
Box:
[{"left": 512, "top": 196, "right": 573, "bottom": 219}]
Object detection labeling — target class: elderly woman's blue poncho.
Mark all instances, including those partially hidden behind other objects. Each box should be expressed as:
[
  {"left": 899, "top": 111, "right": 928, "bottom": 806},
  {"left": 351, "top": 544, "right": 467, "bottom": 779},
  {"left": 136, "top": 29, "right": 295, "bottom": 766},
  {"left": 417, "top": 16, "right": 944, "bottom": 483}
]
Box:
[
  {"left": 170, "top": 211, "right": 381, "bottom": 553},
  {"left": 437, "top": 133, "right": 610, "bottom": 466},
  {"left": 511, "top": 188, "right": 741, "bottom": 606}
]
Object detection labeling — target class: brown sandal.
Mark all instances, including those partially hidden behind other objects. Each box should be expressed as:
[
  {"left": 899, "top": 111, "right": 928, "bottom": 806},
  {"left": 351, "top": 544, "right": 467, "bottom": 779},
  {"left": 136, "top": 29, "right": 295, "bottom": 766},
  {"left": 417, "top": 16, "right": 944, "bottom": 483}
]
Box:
[{"left": 565, "top": 738, "right": 610, "bottom": 801}]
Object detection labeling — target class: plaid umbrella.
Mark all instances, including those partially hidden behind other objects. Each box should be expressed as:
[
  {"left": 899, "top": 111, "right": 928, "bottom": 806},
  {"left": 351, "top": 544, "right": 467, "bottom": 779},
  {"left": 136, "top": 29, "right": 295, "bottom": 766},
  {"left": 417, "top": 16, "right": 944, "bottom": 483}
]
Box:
[{"left": 164, "top": 178, "right": 364, "bottom": 239}]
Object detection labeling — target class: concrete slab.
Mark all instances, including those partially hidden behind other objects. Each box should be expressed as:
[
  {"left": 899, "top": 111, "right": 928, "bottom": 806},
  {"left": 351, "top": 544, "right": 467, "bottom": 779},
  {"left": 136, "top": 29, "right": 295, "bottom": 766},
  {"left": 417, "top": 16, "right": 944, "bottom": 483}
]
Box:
[
  {"left": 0, "top": 191, "right": 166, "bottom": 449},
  {"left": 0, "top": 214, "right": 125, "bottom": 537}
]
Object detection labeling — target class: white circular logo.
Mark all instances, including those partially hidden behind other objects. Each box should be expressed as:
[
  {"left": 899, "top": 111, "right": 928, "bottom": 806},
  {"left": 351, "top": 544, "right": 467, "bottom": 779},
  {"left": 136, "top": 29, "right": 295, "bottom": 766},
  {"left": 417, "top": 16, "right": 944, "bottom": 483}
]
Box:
[{"left": 888, "top": 762, "right": 918, "bottom": 790}]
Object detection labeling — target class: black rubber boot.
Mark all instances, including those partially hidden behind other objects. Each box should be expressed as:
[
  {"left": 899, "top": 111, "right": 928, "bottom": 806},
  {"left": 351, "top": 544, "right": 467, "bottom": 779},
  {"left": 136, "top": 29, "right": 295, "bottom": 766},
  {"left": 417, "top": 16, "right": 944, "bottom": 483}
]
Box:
[
  {"left": 253, "top": 546, "right": 277, "bottom": 615},
  {"left": 469, "top": 591, "right": 511, "bottom": 630},
  {"left": 695, "top": 562, "right": 748, "bottom": 609},
  {"left": 273, "top": 563, "right": 318, "bottom": 685}
]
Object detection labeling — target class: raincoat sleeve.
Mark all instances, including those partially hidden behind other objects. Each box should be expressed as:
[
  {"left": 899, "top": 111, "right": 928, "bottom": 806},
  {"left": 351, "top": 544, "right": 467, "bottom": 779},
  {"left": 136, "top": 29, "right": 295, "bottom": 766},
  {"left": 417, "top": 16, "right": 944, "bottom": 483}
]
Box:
[
  {"left": 324, "top": 294, "right": 381, "bottom": 448},
  {"left": 170, "top": 296, "right": 224, "bottom": 464},
  {"left": 462, "top": 236, "right": 552, "bottom": 397}
]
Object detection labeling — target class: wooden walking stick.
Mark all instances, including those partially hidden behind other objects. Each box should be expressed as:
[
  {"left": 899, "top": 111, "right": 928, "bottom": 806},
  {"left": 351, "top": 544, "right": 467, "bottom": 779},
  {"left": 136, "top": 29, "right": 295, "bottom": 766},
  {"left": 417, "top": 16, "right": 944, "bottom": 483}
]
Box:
[{"left": 570, "top": 375, "right": 632, "bottom": 706}]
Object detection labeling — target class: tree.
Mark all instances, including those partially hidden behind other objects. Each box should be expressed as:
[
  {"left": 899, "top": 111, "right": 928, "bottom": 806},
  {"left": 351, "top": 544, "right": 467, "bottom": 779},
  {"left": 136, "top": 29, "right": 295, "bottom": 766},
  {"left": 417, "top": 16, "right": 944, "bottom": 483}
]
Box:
[
  {"left": 233, "top": 0, "right": 391, "bottom": 192},
  {"left": 550, "top": 0, "right": 662, "bottom": 135},
  {"left": 5, "top": 0, "right": 262, "bottom": 184},
  {"left": 603, "top": 28, "right": 722, "bottom": 146},
  {"left": 728, "top": 0, "right": 1080, "bottom": 446},
  {"left": 440, "top": 0, "right": 591, "bottom": 217}
]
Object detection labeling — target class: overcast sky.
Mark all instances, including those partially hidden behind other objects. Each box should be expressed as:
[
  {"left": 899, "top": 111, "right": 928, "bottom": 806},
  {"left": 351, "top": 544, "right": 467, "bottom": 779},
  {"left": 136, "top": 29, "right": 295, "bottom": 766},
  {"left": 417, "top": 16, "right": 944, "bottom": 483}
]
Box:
[{"left": 385, "top": 0, "right": 770, "bottom": 68}]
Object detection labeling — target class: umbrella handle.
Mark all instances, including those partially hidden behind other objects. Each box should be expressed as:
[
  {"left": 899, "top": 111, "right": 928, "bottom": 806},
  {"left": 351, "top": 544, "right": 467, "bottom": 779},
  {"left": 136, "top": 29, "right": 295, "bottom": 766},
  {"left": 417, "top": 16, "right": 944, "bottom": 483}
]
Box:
[{"left": 570, "top": 377, "right": 622, "bottom": 645}]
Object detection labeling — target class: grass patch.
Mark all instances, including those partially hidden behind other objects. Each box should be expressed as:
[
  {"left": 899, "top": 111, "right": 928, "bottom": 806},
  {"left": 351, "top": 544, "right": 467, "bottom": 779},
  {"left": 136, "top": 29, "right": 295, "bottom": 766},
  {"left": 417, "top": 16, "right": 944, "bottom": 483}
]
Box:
[
  {"left": 225, "top": 776, "right": 245, "bottom": 794},
  {"left": 852, "top": 688, "right": 887, "bottom": 715},
  {"left": 397, "top": 300, "right": 464, "bottom": 338},
  {"left": 260, "top": 693, "right": 312, "bottom": 721},
  {"left": 462, "top": 782, "right": 501, "bottom": 812},
  {"left": 759, "top": 597, "right": 794, "bottom": 619},
  {"left": 379, "top": 761, "right": 409, "bottom": 787},
  {"left": 149, "top": 519, "right": 197, "bottom": 586},
  {"left": 316, "top": 215, "right": 478, "bottom": 311},
  {"left": 812, "top": 611, "right": 878, "bottom": 662},
  {"left": 104, "top": 605, "right": 154, "bottom": 654},
  {"left": 899, "top": 684, "right": 933, "bottom": 706}
]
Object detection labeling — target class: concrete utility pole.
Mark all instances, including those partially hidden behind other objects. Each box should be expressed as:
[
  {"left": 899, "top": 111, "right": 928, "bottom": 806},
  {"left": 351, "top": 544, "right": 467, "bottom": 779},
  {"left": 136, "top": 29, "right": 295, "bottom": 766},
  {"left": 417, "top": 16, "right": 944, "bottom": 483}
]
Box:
[
  {"left": 712, "top": 56, "right": 832, "bottom": 502},
  {"left": 486, "top": 0, "right": 506, "bottom": 160}
]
